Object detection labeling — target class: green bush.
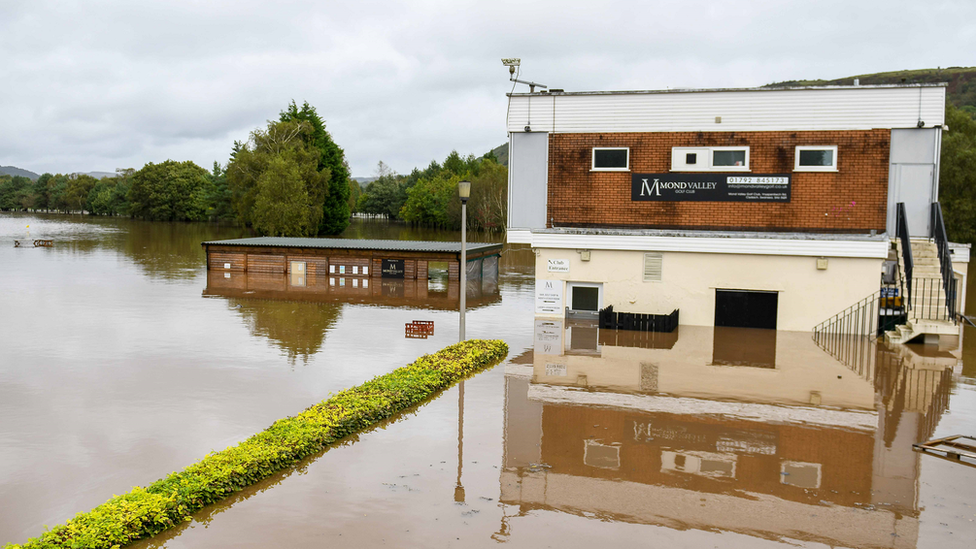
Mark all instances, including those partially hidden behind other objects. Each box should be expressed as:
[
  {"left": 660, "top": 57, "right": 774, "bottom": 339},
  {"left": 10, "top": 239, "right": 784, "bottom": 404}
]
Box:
[{"left": 6, "top": 339, "right": 508, "bottom": 549}]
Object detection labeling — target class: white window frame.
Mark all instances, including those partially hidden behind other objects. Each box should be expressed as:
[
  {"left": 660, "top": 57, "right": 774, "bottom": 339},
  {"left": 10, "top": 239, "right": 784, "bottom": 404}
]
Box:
[
  {"left": 671, "top": 146, "right": 750, "bottom": 172},
  {"left": 591, "top": 147, "right": 630, "bottom": 172},
  {"left": 794, "top": 145, "right": 838, "bottom": 172},
  {"left": 566, "top": 281, "right": 603, "bottom": 312}
]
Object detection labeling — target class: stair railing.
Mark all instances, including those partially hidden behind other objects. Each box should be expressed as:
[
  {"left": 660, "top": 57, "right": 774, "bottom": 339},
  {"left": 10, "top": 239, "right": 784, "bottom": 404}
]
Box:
[
  {"left": 930, "top": 202, "right": 957, "bottom": 319},
  {"left": 907, "top": 277, "right": 954, "bottom": 322},
  {"left": 896, "top": 202, "right": 914, "bottom": 305},
  {"left": 812, "top": 290, "right": 884, "bottom": 378}
]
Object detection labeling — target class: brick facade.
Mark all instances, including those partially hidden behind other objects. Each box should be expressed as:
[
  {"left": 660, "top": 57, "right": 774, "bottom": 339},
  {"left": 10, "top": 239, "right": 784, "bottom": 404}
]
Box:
[{"left": 548, "top": 130, "right": 890, "bottom": 232}]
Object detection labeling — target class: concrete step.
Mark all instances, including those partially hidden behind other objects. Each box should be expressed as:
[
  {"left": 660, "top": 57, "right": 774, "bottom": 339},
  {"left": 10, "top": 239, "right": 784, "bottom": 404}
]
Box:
[{"left": 907, "top": 319, "right": 958, "bottom": 335}]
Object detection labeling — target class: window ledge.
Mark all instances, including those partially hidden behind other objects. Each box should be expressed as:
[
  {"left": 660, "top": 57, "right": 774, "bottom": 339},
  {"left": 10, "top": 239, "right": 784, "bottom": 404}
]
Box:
[
  {"left": 794, "top": 168, "right": 839, "bottom": 173},
  {"left": 590, "top": 168, "right": 631, "bottom": 172}
]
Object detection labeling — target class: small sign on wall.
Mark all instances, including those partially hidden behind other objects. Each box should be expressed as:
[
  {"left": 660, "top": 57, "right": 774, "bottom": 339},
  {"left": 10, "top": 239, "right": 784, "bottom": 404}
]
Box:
[
  {"left": 534, "top": 319, "right": 563, "bottom": 356},
  {"left": 547, "top": 259, "right": 570, "bottom": 273},
  {"left": 382, "top": 259, "right": 405, "bottom": 278},
  {"left": 535, "top": 279, "right": 564, "bottom": 315}
]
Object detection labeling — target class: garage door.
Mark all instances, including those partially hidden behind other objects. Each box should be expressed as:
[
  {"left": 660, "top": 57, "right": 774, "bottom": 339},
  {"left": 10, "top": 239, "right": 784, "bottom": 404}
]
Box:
[{"left": 714, "top": 289, "right": 778, "bottom": 330}]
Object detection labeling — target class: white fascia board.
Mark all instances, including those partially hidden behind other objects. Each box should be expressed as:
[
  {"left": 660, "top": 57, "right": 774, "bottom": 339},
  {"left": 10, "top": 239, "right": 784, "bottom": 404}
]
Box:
[
  {"left": 507, "top": 229, "right": 533, "bottom": 244},
  {"left": 527, "top": 384, "right": 877, "bottom": 430},
  {"left": 508, "top": 86, "right": 946, "bottom": 134},
  {"left": 527, "top": 232, "right": 889, "bottom": 259}
]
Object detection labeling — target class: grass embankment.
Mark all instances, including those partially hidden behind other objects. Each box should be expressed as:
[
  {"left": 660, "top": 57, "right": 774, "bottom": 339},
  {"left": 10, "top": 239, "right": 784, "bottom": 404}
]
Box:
[{"left": 6, "top": 339, "right": 508, "bottom": 549}]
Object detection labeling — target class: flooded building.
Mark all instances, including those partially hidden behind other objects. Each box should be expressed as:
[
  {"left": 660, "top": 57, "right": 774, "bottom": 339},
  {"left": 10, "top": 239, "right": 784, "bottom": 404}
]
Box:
[{"left": 505, "top": 84, "right": 969, "bottom": 335}]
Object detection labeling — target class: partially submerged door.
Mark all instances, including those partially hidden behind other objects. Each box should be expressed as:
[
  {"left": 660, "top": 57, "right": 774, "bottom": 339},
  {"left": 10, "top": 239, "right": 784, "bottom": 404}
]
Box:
[
  {"left": 567, "top": 282, "right": 602, "bottom": 319},
  {"left": 714, "top": 289, "right": 778, "bottom": 330}
]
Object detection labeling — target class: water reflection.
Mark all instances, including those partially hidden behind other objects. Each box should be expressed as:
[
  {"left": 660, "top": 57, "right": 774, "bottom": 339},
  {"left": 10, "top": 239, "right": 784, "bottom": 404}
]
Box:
[
  {"left": 500, "top": 321, "right": 956, "bottom": 547},
  {"left": 1, "top": 212, "right": 248, "bottom": 280},
  {"left": 229, "top": 298, "right": 343, "bottom": 365},
  {"left": 204, "top": 271, "right": 501, "bottom": 311}
]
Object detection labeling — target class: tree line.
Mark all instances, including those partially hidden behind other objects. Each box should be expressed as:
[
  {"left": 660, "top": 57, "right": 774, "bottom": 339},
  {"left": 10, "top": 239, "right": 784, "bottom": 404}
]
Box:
[
  {"left": 0, "top": 102, "right": 354, "bottom": 236},
  {"left": 356, "top": 150, "right": 507, "bottom": 232},
  {"left": 0, "top": 100, "right": 510, "bottom": 236}
]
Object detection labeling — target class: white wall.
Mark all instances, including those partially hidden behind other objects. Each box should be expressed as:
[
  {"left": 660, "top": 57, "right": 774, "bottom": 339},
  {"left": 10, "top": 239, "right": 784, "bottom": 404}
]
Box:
[
  {"left": 534, "top": 248, "right": 883, "bottom": 332},
  {"left": 508, "top": 85, "right": 946, "bottom": 134}
]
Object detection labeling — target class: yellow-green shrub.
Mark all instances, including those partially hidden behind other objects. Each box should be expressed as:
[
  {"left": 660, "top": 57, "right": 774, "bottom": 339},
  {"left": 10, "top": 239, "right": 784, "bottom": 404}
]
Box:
[{"left": 6, "top": 339, "right": 508, "bottom": 549}]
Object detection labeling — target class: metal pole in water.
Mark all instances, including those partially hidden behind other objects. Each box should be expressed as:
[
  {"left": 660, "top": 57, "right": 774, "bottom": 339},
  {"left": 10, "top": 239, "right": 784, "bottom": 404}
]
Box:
[{"left": 458, "top": 180, "right": 471, "bottom": 341}]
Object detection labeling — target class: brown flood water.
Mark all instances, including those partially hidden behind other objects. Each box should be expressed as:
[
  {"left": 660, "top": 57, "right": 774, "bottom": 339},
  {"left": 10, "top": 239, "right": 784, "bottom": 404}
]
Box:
[{"left": 1, "top": 212, "right": 975, "bottom": 548}]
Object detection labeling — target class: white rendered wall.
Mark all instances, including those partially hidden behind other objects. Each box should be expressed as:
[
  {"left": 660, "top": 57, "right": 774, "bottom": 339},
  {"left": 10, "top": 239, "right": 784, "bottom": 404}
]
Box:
[{"left": 534, "top": 248, "right": 883, "bottom": 332}]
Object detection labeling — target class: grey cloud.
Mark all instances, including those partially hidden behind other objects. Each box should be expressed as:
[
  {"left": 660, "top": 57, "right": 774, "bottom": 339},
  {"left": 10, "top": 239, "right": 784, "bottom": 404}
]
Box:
[{"left": 1, "top": 0, "right": 974, "bottom": 176}]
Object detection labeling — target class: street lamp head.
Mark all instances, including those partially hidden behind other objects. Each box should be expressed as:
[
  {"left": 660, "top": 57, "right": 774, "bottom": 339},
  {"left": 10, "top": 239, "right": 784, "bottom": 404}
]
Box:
[{"left": 458, "top": 180, "right": 471, "bottom": 202}]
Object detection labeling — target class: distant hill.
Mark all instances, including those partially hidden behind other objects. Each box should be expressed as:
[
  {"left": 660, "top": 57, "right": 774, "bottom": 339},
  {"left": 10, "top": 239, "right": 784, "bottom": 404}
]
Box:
[
  {"left": 766, "top": 66, "right": 976, "bottom": 116},
  {"left": 351, "top": 176, "right": 376, "bottom": 188},
  {"left": 75, "top": 171, "right": 116, "bottom": 179},
  {"left": 489, "top": 143, "right": 508, "bottom": 167},
  {"left": 0, "top": 165, "right": 40, "bottom": 180}
]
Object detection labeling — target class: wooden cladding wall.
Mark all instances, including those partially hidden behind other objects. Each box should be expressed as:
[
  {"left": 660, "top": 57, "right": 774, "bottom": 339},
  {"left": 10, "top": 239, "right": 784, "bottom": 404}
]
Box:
[
  {"left": 286, "top": 255, "right": 328, "bottom": 275},
  {"left": 246, "top": 254, "right": 286, "bottom": 274},
  {"left": 329, "top": 256, "right": 370, "bottom": 277},
  {"left": 209, "top": 252, "right": 246, "bottom": 271}
]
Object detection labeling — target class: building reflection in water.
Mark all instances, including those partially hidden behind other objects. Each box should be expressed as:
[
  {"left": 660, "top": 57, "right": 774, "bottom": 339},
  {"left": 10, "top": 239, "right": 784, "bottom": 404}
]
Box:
[
  {"left": 202, "top": 270, "right": 501, "bottom": 365},
  {"left": 497, "top": 320, "right": 956, "bottom": 548},
  {"left": 204, "top": 269, "right": 500, "bottom": 311}
]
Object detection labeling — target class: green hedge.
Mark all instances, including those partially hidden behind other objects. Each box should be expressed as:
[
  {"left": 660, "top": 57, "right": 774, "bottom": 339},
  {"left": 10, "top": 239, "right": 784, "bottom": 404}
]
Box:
[{"left": 7, "top": 339, "right": 508, "bottom": 549}]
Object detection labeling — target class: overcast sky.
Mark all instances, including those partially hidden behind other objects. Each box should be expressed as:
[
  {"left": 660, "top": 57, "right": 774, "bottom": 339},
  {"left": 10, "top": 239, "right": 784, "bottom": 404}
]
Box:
[{"left": 1, "top": 0, "right": 974, "bottom": 177}]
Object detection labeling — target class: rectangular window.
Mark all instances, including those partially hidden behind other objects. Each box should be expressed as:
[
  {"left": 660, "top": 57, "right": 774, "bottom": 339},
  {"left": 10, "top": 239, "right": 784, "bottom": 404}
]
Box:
[
  {"left": 795, "top": 146, "right": 837, "bottom": 171},
  {"left": 592, "top": 147, "right": 629, "bottom": 171},
  {"left": 712, "top": 149, "right": 746, "bottom": 167},
  {"left": 780, "top": 461, "right": 822, "bottom": 488},
  {"left": 672, "top": 147, "right": 749, "bottom": 172}
]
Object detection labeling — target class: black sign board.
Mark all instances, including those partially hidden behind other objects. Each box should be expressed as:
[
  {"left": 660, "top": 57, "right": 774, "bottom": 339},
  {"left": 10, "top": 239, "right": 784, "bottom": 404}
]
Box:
[
  {"left": 381, "top": 259, "right": 405, "bottom": 278},
  {"left": 632, "top": 173, "right": 791, "bottom": 202}
]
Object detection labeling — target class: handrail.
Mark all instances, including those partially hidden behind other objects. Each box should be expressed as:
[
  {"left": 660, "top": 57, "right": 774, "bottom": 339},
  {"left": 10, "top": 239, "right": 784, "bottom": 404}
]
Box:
[
  {"left": 896, "top": 202, "right": 914, "bottom": 305},
  {"left": 811, "top": 288, "right": 892, "bottom": 378},
  {"left": 930, "top": 202, "right": 956, "bottom": 319}
]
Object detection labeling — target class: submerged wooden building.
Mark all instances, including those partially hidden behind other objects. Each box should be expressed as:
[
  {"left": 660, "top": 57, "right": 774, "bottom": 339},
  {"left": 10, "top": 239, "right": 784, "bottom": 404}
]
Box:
[{"left": 201, "top": 237, "right": 503, "bottom": 281}]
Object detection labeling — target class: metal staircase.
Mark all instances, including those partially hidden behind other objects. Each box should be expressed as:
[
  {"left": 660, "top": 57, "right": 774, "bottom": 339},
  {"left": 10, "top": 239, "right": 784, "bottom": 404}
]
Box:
[
  {"left": 813, "top": 202, "right": 958, "bottom": 351},
  {"left": 884, "top": 203, "right": 958, "bottom": 344}
]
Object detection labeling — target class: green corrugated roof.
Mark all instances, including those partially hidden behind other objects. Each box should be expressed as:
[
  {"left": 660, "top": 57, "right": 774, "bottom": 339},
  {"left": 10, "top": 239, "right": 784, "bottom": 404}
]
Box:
[{"left": 201, "top": 237, "right": 502, "bottom": 254}]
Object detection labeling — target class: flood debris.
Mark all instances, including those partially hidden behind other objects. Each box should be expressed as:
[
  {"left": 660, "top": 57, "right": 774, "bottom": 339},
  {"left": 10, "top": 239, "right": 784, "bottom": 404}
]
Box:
[{"left": 913, "top": 434, "right": 976, "bottom": 468}]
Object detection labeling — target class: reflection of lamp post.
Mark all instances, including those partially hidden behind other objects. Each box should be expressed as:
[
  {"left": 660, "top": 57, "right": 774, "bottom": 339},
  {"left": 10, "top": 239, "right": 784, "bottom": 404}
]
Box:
[
  {"left": 458, "top": 180, "right": 471, "bottom": 341},
  {"left": 454, "top": 380, "right": 465, "bottom": 503}
]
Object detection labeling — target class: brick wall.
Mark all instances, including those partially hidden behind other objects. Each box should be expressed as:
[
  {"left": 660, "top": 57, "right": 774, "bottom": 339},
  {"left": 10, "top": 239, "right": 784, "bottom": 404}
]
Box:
[{"left": 548, "top": 130, "right": 890, "bottom": 232}]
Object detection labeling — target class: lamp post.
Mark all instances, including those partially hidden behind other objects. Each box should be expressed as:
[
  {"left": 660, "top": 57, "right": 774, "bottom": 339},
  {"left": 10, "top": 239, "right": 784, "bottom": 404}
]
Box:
[
  {"left": 455, "top": 179, "right": 471, "bottom": 504},
  {"left": 458, "top": 180, "right": 471, "bottom": 341}
]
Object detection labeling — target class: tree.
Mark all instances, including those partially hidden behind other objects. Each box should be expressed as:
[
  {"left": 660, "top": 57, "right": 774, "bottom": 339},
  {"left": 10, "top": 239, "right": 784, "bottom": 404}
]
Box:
[
  {"left": 226, "top": 119, "right": 330, "bottom": 236},
  {"left": 400, "top": 173, "right": 457, "bottom": 227},
  {"left": 358, "top": 165, "right": 407, "bottom": 219},
  {"left": 203, "top": 161, "right": 234, "bottom": 221},
  {"left": 940, "top": 103, "right": 976, "bottom": 243},
  {"left": 64, "top": 174, "right": 99, "bottom": 213},
  {"left": 128, "top": 160, "right": 209, "bottom": 221},
  {"left": 280, "top": 101, "right": 350, "bottom": 234},
  {"left": 347, "top": 179, "right": 361, "bottom": 212}
]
